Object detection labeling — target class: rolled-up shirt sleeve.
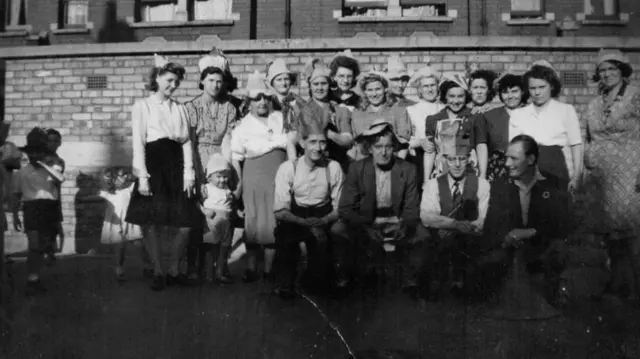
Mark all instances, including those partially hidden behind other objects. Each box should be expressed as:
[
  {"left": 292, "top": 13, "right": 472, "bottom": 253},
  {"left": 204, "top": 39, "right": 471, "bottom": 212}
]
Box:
[
  {"left": 273, "top": 161, "right": 294, "bottom": 213},
  {"left": 230, "top": 126, "right": 246, "bottom": 162},
  {"left": 419, "top": 178, "right": 441, "bottom": 226},
  {"left": 329, "top": 161, "right": 345, "bottom": 210},
  {"left": 131, "top": 101, "right": 149, "bottom": 179},
  {"left": 471, "top": 178, "right": 491, "bottom": 231},
  {"left": 564, "top": 104, "right": 583, "bottom": 146}
]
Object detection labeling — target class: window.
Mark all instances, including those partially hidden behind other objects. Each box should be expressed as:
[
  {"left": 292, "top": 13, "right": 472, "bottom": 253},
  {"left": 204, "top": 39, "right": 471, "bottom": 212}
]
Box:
[
  {"left": 342, "top": 0, "right": 447, "bottom": 18},
  {"left": 139, "top": 0, "right": 234, "bottom": 22},
  {"left": 64, "top": 0, "right": 89, "bottom": 28},
  {"left": 5, "top": 0, "right": 27, "bottom": 27},
  {"left": 584, "top": 0, "right": 619, "bottom": 20},
  {"left": 510, "top": 0, "right": 544, "bottom": 18}
]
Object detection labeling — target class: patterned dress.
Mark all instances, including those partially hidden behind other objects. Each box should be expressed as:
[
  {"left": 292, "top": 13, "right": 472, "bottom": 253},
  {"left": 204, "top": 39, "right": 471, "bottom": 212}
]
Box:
[
  {"left": 584, "top": 84, "right": 640, "bottom": 237},
  {"left": 185, "top": 94, "right": 238, "bottom": 187}
]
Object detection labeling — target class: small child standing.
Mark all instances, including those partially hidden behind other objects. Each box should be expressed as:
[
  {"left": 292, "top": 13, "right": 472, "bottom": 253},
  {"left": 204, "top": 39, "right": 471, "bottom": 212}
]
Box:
[
  {"left": 98, "top": 167, "right": 153, "bottom": 281},
  {"left": 11, "top": 128, "right": 65, "bottom": 296},
  {"left": 44, "top": 128, "right": 64, "bottom": 266},
  {"left": 199, "top": 154, "right": 236, "bottom": 285}
]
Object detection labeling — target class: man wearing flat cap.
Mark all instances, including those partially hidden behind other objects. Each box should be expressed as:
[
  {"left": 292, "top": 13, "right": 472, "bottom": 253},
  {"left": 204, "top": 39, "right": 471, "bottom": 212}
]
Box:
[
  {"left": 336, "top": 121, "right": 427, "bottom": 296},
  {"left": 272, "top": 119, "right": 346, "bottom": 298},
  {"left": 420, "top": 120, "right": 490, "bottom": 297}
]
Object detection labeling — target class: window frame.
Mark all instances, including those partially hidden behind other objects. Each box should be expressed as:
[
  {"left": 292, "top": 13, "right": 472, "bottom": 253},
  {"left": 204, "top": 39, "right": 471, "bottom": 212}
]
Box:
[
  {"left": 509, "top": 0, "right": 545, "bottom": 18},
  {"left": 62, "top": 0, "right": 90, "bottom": 29},
  {"left": 584, "top": 0, "right": 619, "bottom": 20},
  {"left": 137, "top": 0, "right": 235, "bottom": 23},
  {"left": 5, "top": 0, "right": 28, "bottom": 28}
]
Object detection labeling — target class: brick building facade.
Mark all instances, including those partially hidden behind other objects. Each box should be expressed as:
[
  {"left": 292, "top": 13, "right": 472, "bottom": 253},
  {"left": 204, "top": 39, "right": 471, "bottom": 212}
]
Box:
[
  {"left": 1, "top": 36, "right": 639, "bottom": 253},
  {"left": 0, "top": 0, "right": 638, "bottom": 46}
]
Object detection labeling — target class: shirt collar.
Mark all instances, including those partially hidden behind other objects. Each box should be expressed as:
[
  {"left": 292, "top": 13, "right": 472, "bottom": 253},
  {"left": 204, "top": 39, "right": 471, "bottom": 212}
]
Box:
[
  {"left": 148, "top": 95, "right": 172, "bottom": 106},
  {"left": 514, "top": 170, "right": 545, "bottom": 194},
  {"left": 448, "top": 174, "right": 466, "bottom": 189}
]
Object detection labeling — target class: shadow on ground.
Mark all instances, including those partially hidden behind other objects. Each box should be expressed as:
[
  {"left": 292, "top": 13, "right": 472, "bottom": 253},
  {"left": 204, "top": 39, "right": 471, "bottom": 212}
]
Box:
[{"left": 2, "top": 255, "right": 640, "bottom": 359}]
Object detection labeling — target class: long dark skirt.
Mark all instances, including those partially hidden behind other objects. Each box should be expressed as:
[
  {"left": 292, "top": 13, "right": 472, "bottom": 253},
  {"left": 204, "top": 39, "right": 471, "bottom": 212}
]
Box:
[
  {"left": 126, "top": 138, "right": 199, "bottom": 228},
  {"left": 538, "top": 145, "right": 570, "bottom": 190}
]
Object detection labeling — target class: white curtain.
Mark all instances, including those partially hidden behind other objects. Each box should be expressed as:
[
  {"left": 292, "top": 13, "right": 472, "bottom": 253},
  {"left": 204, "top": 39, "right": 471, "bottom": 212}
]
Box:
[
  {"left": 66, "top": 0, "right": 88, "bottom": 25},
  {"left": 194, "top": 0, "right": 232, "bottom": 20},
  {"left": 9, "top": 0, "right": 26, "bottom": 26},
  {"left": 511, "top": 0, "right": 541, "bottom": 12}
]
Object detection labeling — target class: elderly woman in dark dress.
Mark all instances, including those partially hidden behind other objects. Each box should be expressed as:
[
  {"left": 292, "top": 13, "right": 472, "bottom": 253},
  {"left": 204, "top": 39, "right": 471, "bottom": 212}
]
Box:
[
  {"left": 329, "top": 49, "right": 362, "bottom": 112},
  {"left": 482, "top": 71, "right": 529, "bottom": 182},
  {"left": 126, "top": 54, "right": 199, "bottom": 291},
  {"left": 184, "top": 49, "right": 239, "bottom": 284},
  {"left": 424, "top": 72, "right": 488, "bottom": 181}
]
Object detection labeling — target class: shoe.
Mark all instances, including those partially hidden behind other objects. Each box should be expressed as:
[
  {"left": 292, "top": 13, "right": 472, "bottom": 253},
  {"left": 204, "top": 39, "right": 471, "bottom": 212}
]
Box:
[
  {"left": 165, "top": 274, "right": 188, "bottom": 287},
  {"left": 242, "top": 270, "right": 259, "bottom": 283},
  {"left": 214, "top": 275, "right": 234, "bottom": 285},
  {"left": 115, "top": 273, "right": 127, "bottom": 282},
  {"left": 151, "top": 275, "right": 165, "bottom": 291},
  {"left": 45, "top": 253, "right": 56, "bottom": 267},
  {"left": 25, "top": 280, "right": 47, "bottom": 296},
  {"left": 142, "top": 268, "right": 154, "bottom": 279}
]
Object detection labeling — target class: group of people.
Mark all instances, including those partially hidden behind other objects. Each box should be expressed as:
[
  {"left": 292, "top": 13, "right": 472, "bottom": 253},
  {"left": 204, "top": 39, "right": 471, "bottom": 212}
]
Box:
[{"left": 8, "top": 46, "right": 640, "bottom": 303}]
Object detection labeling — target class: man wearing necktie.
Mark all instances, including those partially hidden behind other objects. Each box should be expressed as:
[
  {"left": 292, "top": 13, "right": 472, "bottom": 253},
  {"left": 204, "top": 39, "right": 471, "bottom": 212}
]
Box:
[{"left": 420, "top": 121, "right": 491, "bottom": 298}]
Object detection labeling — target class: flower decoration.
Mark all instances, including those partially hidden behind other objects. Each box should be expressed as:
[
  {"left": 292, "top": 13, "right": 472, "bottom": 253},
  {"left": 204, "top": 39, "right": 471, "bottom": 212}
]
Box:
[{"left": 542, "top": 191, "right": 550, "bottom": 199}]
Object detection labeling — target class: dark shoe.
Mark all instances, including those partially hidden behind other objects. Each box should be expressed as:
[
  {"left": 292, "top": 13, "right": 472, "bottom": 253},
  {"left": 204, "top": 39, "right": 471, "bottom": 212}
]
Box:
[
  {"left": 45, "top": 253, "right": 56, "bottom": 267},
  {"left": 115, "top": 273, "right": 127, "bottom": 282},
  {"left": 165, "top": 274, "right": 189, "bottom": 287},
  {"left": 214, "top": 275, "right": 234, "bottom": 285},
  {"left": 151, "top": 275, "right": 166, "bottom": 291},
  {"left": 142, "top": 268, "right": 154, "bottom": 279},
  {"left": 25, "top": 280, "right": 46, "bottom": 296},
  {"left": 242, "top": 270, "right": 259, "bottom": 283}
]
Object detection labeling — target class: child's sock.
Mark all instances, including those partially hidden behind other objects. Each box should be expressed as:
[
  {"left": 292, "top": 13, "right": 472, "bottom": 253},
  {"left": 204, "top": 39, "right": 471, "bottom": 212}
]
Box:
[{"left": 27, "top": 273, "right": 39, "bottom": 282}]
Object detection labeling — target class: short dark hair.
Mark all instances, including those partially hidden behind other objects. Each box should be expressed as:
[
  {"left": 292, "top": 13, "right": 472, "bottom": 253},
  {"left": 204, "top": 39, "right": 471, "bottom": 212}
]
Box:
[
  {"left": 523, "top": 65, "right": 562, "bottom": 99},
  {"left": 497, "top": 74, "right": 529, "bottom": 105},
  {"left": 510, "top": 134, "right": 539, "bottom": 164},
  {"left": 46, "top": 128, "right": 61, "bottom": 140},
  {"left": 329, "top": 56, "right": 361, "bottom": 83},
  {"left": 591, "top": 59, "right": 633, "bottom": 82},
  {"left": 468, "top": 69, "right": 498, "bottom": 102},
  {"left": 145, "top": 62, "right": 186, "bottom": 92},
  {"left": 198, "top": 66, "right": 225, "bottom": 91},
  {"left": 439, "top": 80, "right": 471, "bottom": 104}
]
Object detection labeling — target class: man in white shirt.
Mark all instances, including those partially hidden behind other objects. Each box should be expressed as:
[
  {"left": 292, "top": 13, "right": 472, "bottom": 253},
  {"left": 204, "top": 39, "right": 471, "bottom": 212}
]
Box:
[
  {"left": 420, "top": 123, "right": 490, "bottom": 298},
  {"left": 272, "top": 120, "right": 345, "bottom": 298}
]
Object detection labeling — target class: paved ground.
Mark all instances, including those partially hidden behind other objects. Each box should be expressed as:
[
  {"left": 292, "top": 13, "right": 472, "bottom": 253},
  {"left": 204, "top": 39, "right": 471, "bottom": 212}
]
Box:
[{"left": 2, "top": 252, "right": 640, "bottom": 359}]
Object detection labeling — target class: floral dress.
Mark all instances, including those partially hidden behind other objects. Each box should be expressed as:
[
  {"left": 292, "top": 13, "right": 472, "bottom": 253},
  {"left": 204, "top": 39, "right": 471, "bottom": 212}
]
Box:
[
  {"left": 185, "top": 94, "right": 239, "bottom": 187},
  {"left": 585, "top": 84, "right": 640, "bottom": 237}
]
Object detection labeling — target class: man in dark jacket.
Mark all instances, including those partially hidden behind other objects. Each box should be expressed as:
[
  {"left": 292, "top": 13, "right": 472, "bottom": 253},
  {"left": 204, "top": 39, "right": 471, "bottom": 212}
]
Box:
[
  {"left": 335, "top": 122, "right": 428, "bottom": 296},
  {"left": 481, "top": 134, "right": 570, "bottom": 302}
]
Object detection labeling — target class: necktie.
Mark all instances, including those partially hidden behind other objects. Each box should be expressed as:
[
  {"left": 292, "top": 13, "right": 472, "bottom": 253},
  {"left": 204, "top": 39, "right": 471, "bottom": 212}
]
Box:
[{"left": 452, "top": 181, "right": 461, "bottom": 202}]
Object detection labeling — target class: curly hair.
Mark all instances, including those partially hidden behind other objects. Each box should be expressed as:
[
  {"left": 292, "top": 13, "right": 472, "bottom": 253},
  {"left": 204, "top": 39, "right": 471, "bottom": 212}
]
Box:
[
  {"left": 468, "top": 69, "right": 498, "bottom": 102},
  {"left": 100, "top": 166, "right": 134, "bottom": 194},
  {"left": 523, "top": 65, "right": 562, "bottom": 99},
  {"left": 145, "top": 62, "right": 186, "bottom": 92},
  {"left": 591, "top": 59, "right": 633, "bottom": 83},
  {"left": 329, "top": 56, "right": 361, "bottom": 84},
  {"left": 439, "top": 80, "right": 471, "bottom": 104},
  {"left": 358, "top": 74, "right": 393, "bottom": 110},
  {"left": 497, "top": 74, "right": 529, "bottom": 105}
]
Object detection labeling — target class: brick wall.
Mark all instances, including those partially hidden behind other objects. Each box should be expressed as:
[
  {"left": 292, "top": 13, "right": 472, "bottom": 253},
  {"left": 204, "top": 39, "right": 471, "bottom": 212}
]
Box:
[
  {"left": 2, "top": 37, "right": 640, "bottom": 253},
  {"left": 1, "top": 0, "right": 639, "bottom": 47}
]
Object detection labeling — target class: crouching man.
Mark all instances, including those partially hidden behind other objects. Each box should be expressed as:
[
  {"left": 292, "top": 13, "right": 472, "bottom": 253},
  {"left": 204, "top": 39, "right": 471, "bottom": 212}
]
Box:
[
  {"left": 336, "top": 122, "right": 428, "bottom": 297},
  {"left": 272, "top": 120, "right": 345, "bottom": 298},
  {"left": 420, "top": 122, "right": 490, "bottom": 298},
  {"left": 481, "top": 135, "right": 569, "bottom": 303}
]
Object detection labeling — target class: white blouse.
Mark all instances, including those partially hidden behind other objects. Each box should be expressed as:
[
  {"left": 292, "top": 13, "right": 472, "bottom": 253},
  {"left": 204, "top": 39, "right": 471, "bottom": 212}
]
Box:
[
  {"left": 407, "top": 100, "right": 444, "bottom": 145},
  {"left": 509, "top": 99, "right": 582, "bottom": 177},
  {"left": 131, "top": 96, "right": 194, "bottom": 181},
  {"left": 230, "top": 112, "right": 289, "bottom": 162}
]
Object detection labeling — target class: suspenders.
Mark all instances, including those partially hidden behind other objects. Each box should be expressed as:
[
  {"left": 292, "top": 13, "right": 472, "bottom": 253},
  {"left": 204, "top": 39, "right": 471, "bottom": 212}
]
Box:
[{"left": 289, "top": 158, "right": 332, "bottom": 201}]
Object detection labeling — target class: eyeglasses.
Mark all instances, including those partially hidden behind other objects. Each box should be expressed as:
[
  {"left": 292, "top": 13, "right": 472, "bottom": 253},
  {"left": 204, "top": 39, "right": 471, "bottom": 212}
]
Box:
[
  {"left": 249, "top": 93, "right": 272, "bottom": 101},
  {"left": 444, "top": 155, "right": 469, "bottom": 163}
]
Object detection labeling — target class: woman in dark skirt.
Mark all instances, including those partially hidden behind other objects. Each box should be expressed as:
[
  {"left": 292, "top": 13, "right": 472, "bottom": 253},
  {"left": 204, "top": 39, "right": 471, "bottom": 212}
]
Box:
[
  {"left": 509, "top": 61, "right": 584, "bottom": 191},
  {"left": 126, "top": 54, "right": 199, "bottom": 291}
]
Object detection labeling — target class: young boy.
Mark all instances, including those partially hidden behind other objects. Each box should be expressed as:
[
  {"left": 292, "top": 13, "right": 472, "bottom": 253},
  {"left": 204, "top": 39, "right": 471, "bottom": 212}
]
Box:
[
  {"left": 12, "top": 128, "right": 65, "bottom": 295},
  {"left": 45, "top": 128, "right": 64, "bottom": 265},
  {"left": 199, "top": 154, "right": 236, "bottom": 285}
]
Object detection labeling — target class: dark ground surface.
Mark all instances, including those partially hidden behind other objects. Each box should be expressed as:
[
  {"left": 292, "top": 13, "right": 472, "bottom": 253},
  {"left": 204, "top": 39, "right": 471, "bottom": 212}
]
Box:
[{"left": 2, "top": 255, "right": 640, "bottom": 359}]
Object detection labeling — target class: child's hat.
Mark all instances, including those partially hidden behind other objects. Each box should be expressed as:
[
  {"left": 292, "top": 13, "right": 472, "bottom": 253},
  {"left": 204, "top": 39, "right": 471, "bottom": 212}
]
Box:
[{"left": 206, "top": 154, "right": 230, "bottom": 177}]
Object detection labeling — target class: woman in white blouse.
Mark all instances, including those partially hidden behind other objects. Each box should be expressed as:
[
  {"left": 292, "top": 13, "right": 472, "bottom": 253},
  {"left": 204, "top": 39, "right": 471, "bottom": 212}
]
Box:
[
  {"left": 125, "top": 54, "right": 199, "bottom": 291},
  {"left": 406, "top": 64, "right": 444, "bottom": 187},
  {"left": 231, "top": 71, "right": 296, "bottom": 283},
  {"left": 510, "top": 61, "right": 584, "bottom": 191}
]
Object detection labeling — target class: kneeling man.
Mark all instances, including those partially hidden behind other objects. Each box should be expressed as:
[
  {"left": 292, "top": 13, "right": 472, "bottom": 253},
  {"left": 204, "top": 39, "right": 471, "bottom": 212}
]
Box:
[
  {"left": 337, "top": 121, "right": 427, "bottom": 295},
  {"left": 273, "top": 120, "right": 345, "bottom": 297},
  {"left": 420, "top": 123, "right": 490, "bottom": 296}
]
